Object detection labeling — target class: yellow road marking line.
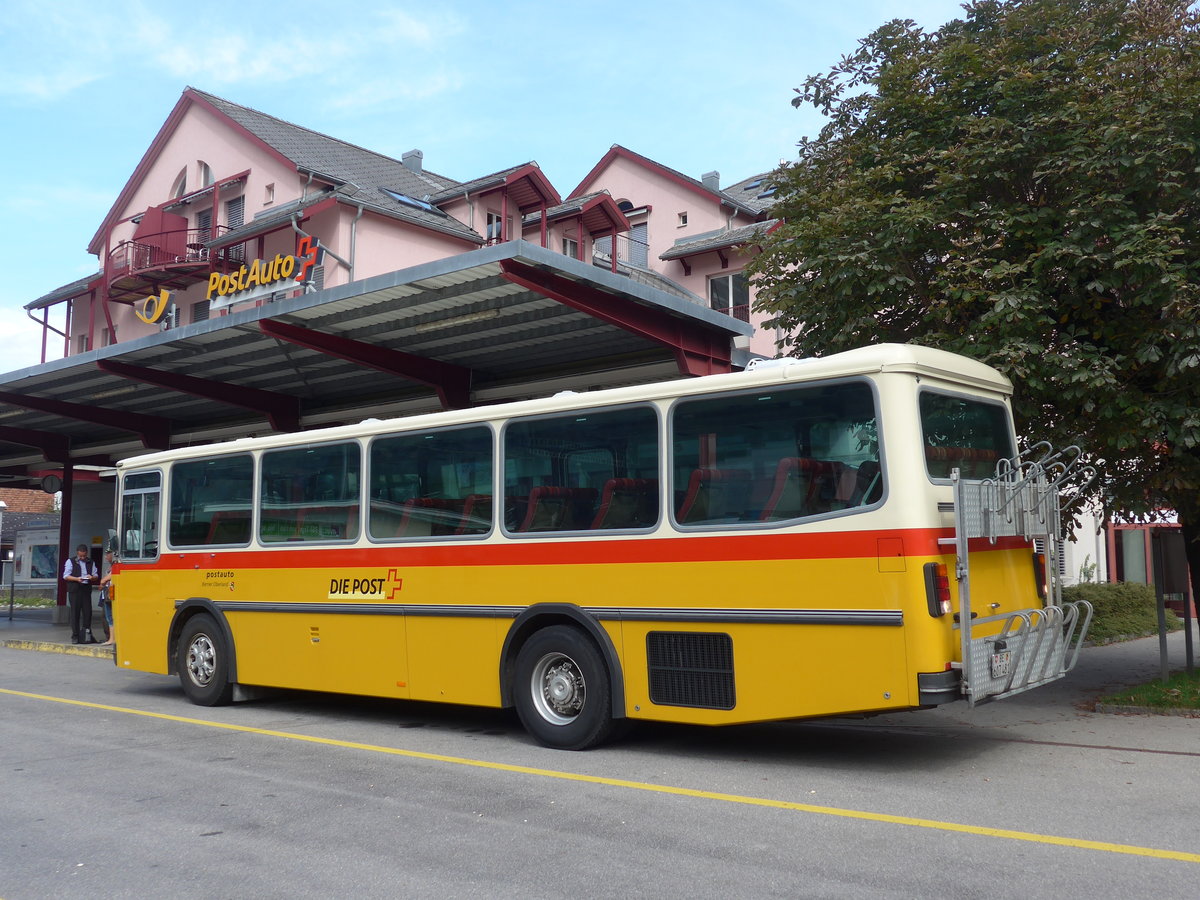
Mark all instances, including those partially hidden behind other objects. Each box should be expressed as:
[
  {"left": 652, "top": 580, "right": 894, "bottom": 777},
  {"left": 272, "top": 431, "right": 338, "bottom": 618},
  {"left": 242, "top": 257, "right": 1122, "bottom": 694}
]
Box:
[{"left": 3, "top": 686, "right": 1197, "bottom": 864}]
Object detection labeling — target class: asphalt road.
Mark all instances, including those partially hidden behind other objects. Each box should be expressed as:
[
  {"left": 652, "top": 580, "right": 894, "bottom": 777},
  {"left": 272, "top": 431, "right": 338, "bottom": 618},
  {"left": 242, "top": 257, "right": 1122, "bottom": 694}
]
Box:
[{"left": 2, "top": 630, "right": 1199, "bottom": 899}]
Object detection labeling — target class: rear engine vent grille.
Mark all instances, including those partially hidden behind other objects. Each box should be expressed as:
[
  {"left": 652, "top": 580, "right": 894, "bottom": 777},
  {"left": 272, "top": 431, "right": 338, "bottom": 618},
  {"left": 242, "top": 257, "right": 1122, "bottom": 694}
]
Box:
[{"left": 647, "top": 631, "right": 735, "bottom": 709}]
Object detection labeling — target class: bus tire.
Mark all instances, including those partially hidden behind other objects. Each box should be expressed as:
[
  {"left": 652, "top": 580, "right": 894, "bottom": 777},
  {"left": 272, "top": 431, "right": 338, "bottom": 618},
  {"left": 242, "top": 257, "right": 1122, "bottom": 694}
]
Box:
[
  {"left": 178, "top": 613, "right": 234, "bottom": 706},
  {"left": 514, "top": 625, "right": 614, "bottom": 750}
]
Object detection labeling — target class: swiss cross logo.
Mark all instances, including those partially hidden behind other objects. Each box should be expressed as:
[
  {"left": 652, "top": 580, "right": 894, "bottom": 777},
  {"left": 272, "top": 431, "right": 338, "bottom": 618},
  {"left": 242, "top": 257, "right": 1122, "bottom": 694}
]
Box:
[
  {"left": 384, "top": 569, "right": 404, "bottom": 600},
  {"left": 295, "top": 235, "right": 319, "bottom": 283}
]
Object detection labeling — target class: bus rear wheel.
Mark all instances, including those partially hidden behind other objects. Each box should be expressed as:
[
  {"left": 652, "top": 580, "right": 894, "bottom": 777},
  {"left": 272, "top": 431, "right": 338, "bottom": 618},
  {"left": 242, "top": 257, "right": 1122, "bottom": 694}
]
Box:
[
  {"left": 178, "top": 613, "right": 234, "bottom": 706},
  {"left": 514, "top": 625, "right": 614, "bottom": 750}
]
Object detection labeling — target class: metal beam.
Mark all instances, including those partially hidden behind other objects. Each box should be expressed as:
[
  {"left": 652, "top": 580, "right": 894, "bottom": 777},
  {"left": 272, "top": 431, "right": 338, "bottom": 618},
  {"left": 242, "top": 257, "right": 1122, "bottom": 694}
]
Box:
[
  {"left": 497, "top": 259, "right": 732, "bottom": 377},
  {"left": 0, "top": 426, "right": 70, "bottom": 463},
  {"left": 0, "top": 390, "right": 170, "bottom": 450},
  {"left": 259, "top": 319, "right": 473, "bottom": 410},
  {"left": 97, "top": 359, "right": 301, "bottom": 433}
]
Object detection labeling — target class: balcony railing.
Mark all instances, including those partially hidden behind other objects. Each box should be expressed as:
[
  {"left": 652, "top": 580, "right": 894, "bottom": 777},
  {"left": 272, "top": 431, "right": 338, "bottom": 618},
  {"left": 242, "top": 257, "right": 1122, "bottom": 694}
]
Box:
[
  {"left": 106, "top": 226, "right": 234, "bottom": 279},
  {"left": 591, "top": 233, "right": 650, "bottom": 269}
]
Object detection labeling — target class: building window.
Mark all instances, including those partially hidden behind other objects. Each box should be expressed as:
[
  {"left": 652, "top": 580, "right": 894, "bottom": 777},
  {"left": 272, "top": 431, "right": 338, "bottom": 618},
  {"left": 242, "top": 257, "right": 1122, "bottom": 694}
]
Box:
[
  {"left": 629, "top": 222, "right": 648, "bottom": 267},
  {"left": 196, "top": 209, "right": 212, "bottom": 243},
  {"left": 224, "top": 197, "right": 246, "bottom": 261},
  {"left": 101, "top": 327, "right": 114, "bottom": 347},
  {"left": 562, "top": 236, "right": 579, "bottom": 259},
  {"left": 171, "top": 168, "right": 187, "bottom": 199},
  {"left": 225, "top": 195, "right": 244, "bottom": 229},
  {"left": 191, "top": 300, "right": 210, "bottom": 324},
  {"left": 198, "top": 161, "right": 213, "bottom": 188},
  {"left": 75, "top": 334, "right": 90, "bottom": 354},
  {"left": 486, "top": 211, "right": 507, "bottom": 243},
  {"left": 709, "top": 272, "right": 750, "bottom": 322},
  {"left": 677, "top": 212, "right": 688, "bottom": 227}
]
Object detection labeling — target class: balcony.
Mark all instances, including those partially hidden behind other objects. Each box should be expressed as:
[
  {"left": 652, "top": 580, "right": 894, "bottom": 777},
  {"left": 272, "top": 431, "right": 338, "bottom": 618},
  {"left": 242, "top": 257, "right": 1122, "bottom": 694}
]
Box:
[
  {"left": 105, "top": 227, "right": 240, "bottom": 303},
  {"left": 591, "top": 233, "right": 650, "bottom": 270}
]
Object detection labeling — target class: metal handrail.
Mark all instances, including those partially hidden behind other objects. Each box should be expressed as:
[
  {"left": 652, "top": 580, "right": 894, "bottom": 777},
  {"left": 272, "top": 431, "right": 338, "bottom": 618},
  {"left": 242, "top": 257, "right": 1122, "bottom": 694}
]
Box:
[{"left": 106, "top": 227, "right": 232, "bottom": 279}]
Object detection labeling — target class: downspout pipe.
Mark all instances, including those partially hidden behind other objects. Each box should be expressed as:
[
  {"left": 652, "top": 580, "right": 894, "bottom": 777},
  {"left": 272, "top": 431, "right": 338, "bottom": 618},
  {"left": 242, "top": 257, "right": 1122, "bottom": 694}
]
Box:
[
  {"left": 347, "top": 204, "right": 364, "bottom": 282},
  {"left": 290, "top": 212, "right": 352, "bottom": 283}
]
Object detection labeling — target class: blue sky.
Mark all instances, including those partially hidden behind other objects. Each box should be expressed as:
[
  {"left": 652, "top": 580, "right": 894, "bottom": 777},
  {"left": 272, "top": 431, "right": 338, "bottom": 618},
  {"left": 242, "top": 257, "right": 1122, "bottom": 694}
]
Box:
[{"left": 0, "top": 0, "right": 969, "bottom": 372}]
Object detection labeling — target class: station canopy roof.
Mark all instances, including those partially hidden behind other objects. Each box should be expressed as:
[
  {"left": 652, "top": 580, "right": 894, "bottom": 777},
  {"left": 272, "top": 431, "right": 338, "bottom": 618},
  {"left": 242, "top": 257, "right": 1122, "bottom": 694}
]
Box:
[{"left": 0, "top": 241, "right": 751, "bottom": 486}]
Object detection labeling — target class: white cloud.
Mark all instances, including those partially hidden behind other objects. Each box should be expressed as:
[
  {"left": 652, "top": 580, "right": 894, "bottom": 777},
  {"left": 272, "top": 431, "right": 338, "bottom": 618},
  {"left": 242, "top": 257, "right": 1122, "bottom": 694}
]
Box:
[
  {"left": 374, "top": 7, "right": 445, "bottom": 44},
  {"left": 153, "top": 32, "right": 344, "bottom": 86},
  {"left": 321, "top": 71, "right": 465, "bottom": 114}
]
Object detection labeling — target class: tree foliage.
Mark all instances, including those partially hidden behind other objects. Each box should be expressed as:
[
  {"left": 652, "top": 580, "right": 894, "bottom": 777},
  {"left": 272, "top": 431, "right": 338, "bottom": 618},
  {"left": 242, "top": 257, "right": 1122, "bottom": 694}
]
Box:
[{"left": 750, "top": 0, "right": 1200, "bottom": 576}]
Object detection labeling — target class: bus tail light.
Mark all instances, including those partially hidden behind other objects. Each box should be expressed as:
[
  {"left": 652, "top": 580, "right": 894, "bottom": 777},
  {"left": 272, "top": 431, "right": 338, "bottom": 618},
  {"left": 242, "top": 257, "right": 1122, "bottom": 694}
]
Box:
[
  {"left": 1032, "top": 551, "right": 1048, "bottom": 600},
  {"left": 923, "top": 562, "right": 952, "bottom": 617}
]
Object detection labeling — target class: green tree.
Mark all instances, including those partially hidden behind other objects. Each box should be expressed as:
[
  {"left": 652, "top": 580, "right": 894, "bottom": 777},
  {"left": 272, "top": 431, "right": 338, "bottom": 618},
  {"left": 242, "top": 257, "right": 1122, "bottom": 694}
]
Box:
[{"left": 750, "top": 0, "right": 1200, "bottom": 592}]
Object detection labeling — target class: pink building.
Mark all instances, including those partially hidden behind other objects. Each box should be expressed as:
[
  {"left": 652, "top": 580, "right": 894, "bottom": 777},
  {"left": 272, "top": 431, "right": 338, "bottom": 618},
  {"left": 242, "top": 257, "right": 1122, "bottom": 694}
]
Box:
[{"left": 27, "top": 87, "right": 779, "bottom": 363}]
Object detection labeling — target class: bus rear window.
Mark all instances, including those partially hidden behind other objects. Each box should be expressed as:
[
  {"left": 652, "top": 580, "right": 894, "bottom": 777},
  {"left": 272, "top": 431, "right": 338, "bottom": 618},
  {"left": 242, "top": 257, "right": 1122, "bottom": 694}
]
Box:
[{"left": 920, "top": 392, "right": 1014, "bottom": 480}]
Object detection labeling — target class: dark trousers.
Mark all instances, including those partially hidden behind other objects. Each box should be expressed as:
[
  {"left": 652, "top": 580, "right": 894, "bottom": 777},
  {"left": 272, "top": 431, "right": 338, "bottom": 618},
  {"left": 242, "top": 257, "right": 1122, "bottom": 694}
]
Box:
[{"left": 69, "top": 585, "right": 94, "bottom": 640}]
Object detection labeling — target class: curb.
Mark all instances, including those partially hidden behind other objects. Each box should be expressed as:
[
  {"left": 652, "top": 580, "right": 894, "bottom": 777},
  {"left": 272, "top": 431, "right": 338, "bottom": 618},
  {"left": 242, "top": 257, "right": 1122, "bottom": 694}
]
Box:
[
  {"left": 3, "top": 639, "right": 115, "bottom": 659},
  {"left": 1094, "top": 702, "right": 1200, "bottom": 718}
]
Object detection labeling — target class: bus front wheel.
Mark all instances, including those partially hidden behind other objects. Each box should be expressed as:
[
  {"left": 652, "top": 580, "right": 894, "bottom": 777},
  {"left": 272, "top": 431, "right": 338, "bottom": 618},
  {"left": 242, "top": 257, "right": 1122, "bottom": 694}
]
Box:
[
  {"left": 178, "top": 613, "right": 234, "bottom": 706},
  {"left": 514, "top": 625, "right": 614, "bottom": 750}
]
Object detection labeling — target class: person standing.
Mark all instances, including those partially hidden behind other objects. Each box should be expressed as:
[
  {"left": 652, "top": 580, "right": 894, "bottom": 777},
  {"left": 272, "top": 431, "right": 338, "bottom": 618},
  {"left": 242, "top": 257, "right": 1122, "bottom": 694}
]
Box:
[
  {"left": 99, "top": 549, "right": 117, "bottom": 646},
  {"left": 62, "top": 544, "right": 99, "bottom": 644}
]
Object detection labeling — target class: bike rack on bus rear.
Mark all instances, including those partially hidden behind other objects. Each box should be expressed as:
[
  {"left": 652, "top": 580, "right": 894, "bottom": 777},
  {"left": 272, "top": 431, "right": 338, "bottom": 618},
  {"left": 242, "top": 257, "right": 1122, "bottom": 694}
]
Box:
[{"left": 951, "top": 443, "right": 1096, "bottom": 706}]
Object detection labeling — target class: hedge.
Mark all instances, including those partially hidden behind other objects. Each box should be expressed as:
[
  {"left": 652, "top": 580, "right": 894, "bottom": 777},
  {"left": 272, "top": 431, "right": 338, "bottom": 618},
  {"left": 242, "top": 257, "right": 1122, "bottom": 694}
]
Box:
[{"left": 1062, "top": 582, "right": 1182, "bottom": 644}]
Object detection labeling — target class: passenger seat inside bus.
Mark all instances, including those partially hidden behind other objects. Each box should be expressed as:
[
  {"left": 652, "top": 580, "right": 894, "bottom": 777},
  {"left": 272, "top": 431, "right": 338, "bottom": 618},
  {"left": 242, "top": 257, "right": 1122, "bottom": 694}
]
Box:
[
  {"left": 590, "top": 478, "right": 658, "bottom": 529},
  {"left": 924, "top": 446, "right": 999, "bottom": 479},
  {"left": 205, "top": 510, "right": 251, "bottom": 544},
  {"left": 517, "top": 486, "right": 599, "bottom": 532},
  {"left": 677, "top": 468, "right": 753, "bottom": 524},
  {"left": 456, "top": 494, "right": 492, "bottom": 535},
  {"left": 846, "top": 460, "right": 882, "bottom": 506},
  {"left": 758, "top": 458, "right": 843, "bottom": 521}
]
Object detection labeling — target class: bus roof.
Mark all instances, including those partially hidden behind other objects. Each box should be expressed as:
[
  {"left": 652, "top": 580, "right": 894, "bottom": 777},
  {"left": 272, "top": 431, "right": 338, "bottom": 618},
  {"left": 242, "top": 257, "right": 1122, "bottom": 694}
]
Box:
[{"left": 116, "top": 343, "right": 1011, "bottom": 469}]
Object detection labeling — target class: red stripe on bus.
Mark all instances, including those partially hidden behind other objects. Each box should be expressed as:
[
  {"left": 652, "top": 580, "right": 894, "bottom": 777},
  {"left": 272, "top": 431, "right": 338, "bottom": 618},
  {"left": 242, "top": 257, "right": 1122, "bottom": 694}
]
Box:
[{"left": 139, "top": 529, "right": 1031, "bottom": 570}]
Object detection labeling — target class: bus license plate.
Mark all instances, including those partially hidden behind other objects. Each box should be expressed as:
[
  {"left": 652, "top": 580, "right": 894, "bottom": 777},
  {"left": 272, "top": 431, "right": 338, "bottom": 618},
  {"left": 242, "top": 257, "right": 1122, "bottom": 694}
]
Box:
[{"left": 990, "top": 649, "right": 1012, "bottom": 678}]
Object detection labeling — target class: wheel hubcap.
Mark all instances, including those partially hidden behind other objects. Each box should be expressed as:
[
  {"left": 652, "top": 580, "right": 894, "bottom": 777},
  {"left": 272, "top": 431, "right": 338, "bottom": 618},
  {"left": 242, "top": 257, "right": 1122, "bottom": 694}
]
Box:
[
  {"left": 186, "top": 633, "right": 217, "bottom": 687},
  {"left": 531, "top": 653, "right": 585, "bottom": 725}
]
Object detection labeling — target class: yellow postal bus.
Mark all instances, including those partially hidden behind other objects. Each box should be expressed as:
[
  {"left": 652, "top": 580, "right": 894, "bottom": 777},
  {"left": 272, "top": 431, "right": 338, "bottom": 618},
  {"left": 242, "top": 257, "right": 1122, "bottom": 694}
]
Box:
[{"left": 112, "top": 344, "right": 1091, "bottom": 749}]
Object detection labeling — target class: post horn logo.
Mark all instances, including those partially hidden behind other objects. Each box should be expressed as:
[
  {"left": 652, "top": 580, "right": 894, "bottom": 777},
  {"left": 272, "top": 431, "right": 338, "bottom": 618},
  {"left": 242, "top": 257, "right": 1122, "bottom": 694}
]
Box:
[{"left": 135, "top": 289, "right": 172, "bottom": 325}]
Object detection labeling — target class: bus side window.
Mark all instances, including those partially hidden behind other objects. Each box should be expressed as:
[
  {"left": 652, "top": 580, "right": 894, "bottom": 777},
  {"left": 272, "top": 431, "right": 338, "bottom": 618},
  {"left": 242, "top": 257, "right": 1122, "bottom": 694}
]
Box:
[
  {"left": 503, "top": 406, "right": 659, "bottom": 536},
  {"left": 169, "top": 456, "right": 253, "bottom": 548},
  {"left": 260, "top": 442, "right": 360, "bottom": 543},
  {"left": 672, "top": 380, "right": 880, "bottom": 527},
  {"left": 368, "top": 426, "right": 494, "bottom": 541}
]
